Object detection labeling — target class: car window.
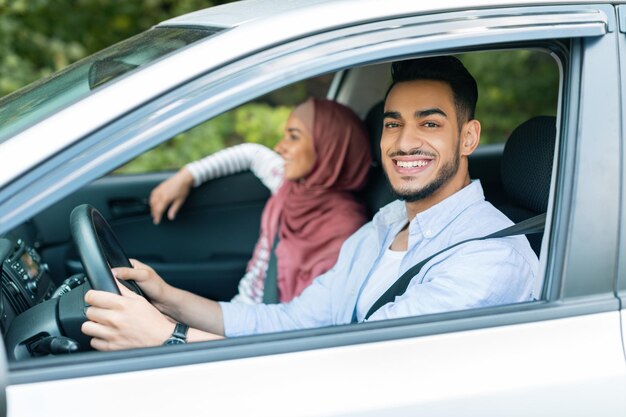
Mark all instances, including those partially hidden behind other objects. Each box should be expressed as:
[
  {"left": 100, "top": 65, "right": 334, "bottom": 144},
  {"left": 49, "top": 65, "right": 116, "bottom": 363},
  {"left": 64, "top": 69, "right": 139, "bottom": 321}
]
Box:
[
  {"left": 460, "top": 50, "right": 559, "bottom": 146},
  {"left": 117, "top": 49, "right": 558, "bottom": 175},
  {"left": 0, "top": 27, "right": 219, "bottom": 145},
  {"left": 116, "top": 73, "right": 334, "bottom": 174}
]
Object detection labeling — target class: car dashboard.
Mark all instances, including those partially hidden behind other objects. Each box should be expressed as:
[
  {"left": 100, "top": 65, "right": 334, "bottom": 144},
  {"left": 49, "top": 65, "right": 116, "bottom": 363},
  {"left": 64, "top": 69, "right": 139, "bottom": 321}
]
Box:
[
  {"left": 0, "top": 235, "right": 55, "bottom": 327},
  {"left": 0, "top": 224, "right": 83, "bottom": 360}
]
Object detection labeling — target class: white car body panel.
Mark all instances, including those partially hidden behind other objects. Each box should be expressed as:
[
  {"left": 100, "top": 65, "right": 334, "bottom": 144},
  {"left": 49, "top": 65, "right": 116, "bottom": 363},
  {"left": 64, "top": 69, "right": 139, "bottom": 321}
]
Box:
[{"left": 7, "top": 312, "right": 626, "bottom": 417}]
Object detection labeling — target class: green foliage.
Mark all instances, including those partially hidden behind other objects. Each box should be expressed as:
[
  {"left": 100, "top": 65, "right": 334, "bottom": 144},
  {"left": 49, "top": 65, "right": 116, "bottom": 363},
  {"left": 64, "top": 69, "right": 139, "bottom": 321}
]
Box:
[
  {"left": 117, "top": 103, "right": 292, "bottom": 174},
  {"left": 0, "top": 0, "right": 233, "bottom": 97},
  {"left": 459, "top": 50, "right": 559, "bottom": 144}
]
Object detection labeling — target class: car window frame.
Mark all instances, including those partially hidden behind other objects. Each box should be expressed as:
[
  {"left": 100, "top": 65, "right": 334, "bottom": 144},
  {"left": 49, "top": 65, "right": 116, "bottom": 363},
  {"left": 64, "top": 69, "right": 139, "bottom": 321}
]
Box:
[
  {"left": 5, "top": 4, "right": 621, "bottom": 384},
  {"left": 615, "top": 5, "right": 626, "bottom": 309}
]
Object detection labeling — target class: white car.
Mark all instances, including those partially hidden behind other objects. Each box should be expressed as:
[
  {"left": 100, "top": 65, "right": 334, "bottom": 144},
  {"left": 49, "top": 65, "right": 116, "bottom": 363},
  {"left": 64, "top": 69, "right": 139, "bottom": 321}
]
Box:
[{"left": 0, "top": 0, "right": 625, "bottom": 416}]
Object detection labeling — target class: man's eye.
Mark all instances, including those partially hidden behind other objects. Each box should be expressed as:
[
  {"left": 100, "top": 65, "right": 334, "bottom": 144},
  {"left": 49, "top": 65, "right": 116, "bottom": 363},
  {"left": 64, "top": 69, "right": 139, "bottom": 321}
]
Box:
[
  {"left": 384, "top": 121, "right": 400, "bottom": 128},
  {"left": 423, "top": 122, "right": 439, "bottom": 128}
]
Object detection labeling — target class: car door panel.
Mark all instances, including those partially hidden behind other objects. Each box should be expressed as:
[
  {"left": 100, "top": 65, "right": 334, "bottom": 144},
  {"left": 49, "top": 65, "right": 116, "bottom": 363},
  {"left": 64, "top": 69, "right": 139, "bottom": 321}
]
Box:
[
  {"left": 7, "top": 311, "right": 626, "bottom": 417},
  {"left": 32, "top": 171, "right": 269, "bottom": 301}
]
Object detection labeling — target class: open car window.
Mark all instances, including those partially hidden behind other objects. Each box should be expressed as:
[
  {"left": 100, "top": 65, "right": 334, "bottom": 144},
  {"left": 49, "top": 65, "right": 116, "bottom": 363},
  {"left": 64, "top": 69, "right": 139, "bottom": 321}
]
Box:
[{"left": 2, "top": 46, "right": 561, "bottom": 362}]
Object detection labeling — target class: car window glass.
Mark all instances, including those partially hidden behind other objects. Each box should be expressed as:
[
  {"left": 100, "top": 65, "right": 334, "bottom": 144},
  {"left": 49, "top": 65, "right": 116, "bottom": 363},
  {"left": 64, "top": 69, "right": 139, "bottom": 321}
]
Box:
[{"left": 0, "top": 27, "right": 218, "bottom": 145}]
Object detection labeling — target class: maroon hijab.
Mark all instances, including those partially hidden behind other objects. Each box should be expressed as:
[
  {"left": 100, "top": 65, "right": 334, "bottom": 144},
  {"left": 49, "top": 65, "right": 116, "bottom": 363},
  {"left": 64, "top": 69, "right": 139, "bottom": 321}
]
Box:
[{"left": 261, "top": 98, "right": 372, "bottom": 302}]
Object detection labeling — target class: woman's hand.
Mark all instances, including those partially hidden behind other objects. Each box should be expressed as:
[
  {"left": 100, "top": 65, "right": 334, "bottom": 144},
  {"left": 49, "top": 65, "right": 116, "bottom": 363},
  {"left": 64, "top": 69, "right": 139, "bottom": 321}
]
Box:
[
  {"left": 82, "top": 283, "right": 174, "bottom": 351},
  {"left": 149, "top": 167, "right": 194, "bottom": 225},
  {"left": 112, "top": 259, "right": 171, "bottom": 308}
]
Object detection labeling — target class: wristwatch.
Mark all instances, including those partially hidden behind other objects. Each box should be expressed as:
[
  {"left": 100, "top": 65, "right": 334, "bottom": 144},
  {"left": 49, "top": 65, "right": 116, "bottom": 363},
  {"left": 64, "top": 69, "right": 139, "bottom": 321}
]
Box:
[{"left": 164, "top": 322, "right": 189, "bottom": 345}]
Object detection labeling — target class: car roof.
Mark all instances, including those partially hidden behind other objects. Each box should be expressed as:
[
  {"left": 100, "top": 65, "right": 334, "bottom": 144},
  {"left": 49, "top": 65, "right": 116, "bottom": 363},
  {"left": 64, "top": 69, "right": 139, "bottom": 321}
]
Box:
[{"left": 159, "top": 0, "right": 626, "bottom": 29}]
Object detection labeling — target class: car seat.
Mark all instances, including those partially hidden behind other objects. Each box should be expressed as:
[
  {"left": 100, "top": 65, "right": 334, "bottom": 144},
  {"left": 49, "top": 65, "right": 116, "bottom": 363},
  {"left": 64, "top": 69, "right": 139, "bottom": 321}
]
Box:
[
  {"left": 499, "top": 115, "right": 557, "bottom": 255},
  {"left": 359, "top": 101, "right": 395, "bottom": 217}
]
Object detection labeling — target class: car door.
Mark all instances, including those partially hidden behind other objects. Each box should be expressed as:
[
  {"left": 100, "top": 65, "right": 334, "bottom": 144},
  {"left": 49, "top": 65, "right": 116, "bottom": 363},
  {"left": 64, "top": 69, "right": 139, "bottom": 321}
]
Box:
[
  {"left": 616, "top": 4, "right": 626, "bottom": 364},
  {"left": 3, "top": 3, "right": 626, "bottom": 417}
]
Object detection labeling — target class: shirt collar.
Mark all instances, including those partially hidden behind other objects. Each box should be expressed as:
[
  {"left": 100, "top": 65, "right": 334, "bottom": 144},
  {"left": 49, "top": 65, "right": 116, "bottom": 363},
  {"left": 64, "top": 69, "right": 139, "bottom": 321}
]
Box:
[{"left": 373, "top": 180, "right": 486, "bottom": 240}]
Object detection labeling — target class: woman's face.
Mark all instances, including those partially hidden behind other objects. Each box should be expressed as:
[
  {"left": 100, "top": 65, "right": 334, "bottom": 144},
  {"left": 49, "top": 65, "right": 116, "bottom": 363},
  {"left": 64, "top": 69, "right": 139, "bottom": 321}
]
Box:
[{"left": 274, "top": 113, "right": 316, "bottom": 181}]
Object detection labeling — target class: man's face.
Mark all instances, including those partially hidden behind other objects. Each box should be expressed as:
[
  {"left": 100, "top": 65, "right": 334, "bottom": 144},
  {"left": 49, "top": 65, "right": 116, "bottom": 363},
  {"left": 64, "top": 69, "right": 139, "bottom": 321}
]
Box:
[{"left": 381, "top": 79, "right": 470, "bottom": 203}]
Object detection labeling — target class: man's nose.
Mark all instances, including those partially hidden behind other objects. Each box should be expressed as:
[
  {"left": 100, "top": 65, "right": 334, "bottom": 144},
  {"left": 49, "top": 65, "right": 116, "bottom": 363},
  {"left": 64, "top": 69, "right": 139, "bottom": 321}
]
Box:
[{"left": 396, "top": 125, "right": 424, "bottom": 151}]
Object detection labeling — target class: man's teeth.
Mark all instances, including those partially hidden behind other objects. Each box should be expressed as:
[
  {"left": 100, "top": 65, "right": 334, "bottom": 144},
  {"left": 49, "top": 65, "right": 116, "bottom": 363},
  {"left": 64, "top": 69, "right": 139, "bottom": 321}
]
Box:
[{"left": 396, "top": 160, "right": 429, "bottom": 168}]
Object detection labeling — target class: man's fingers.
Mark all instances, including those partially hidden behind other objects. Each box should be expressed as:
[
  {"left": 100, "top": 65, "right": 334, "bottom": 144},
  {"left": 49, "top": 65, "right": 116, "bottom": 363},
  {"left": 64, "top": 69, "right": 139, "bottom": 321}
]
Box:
[
  {"left": 129, "top": 258, "right": 146, "bottom": 269},
  {"left": 90, "top": 337, "right": 112, "bottom": 351},
  {"left": 84, "top": 290, "right": 124, "bottom": 309},
  {"left": 117, "top": 281, "right": 141, "bottom": 299},
  {"left": 111, "top": 266, "right": 150, "bottom": 282},
  {"left": 82, "top": 318, "right": 115, "bottom": 339}
]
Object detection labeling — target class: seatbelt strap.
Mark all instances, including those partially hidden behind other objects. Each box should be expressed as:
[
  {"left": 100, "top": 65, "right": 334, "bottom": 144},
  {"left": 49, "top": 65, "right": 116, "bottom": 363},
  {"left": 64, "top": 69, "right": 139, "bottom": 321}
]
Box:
[
  {"left": 363, "top": 212, "right": 546, "bottom": 320},
  {"left": 262, "top": 234, "right": 280, "bottom": 304}
]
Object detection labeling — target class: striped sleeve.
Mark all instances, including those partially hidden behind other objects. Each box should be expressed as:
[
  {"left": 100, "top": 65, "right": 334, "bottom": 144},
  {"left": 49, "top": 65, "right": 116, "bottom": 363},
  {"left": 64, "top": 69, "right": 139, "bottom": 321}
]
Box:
[{"left": 185, "top": 143, "right": 284, "bottom": 194}]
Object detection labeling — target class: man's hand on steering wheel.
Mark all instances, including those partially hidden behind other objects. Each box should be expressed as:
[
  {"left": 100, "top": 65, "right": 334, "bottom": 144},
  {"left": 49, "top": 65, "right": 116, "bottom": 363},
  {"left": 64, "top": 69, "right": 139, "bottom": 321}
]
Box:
[
  {"left": 113, "top": 259, "right": 173, "bottom": 312},
  {"left": 82, "top": 283, "right": 174, "bottom": 351}
]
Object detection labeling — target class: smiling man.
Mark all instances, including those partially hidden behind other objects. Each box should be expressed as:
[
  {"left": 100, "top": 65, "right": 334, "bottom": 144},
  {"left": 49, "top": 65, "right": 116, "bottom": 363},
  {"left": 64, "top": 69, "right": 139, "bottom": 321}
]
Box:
[{"left": 82, "top": 56, "right": 539, "bottom": 349}]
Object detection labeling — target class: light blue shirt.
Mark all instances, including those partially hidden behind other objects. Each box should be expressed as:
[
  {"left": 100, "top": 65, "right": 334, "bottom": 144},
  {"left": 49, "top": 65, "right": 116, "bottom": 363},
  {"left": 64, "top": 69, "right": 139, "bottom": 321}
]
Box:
[{"left": 220, "top": 181, "right": 538, "bottom": 337}]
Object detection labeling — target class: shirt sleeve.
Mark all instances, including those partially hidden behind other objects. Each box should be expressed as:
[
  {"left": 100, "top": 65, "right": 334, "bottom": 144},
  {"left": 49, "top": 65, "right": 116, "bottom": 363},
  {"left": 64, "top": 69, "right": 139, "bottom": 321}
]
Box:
[
  {"left": 219, "top": 225, "right": 370, "bottom": 337},
  {"left": 185, "top": 143, "right": 284, "bottom": 194},
  {"left": 366, "top": 239, "right": 537, "bottom": 321},
  {"left": 219, "top": 269, "right": 335, "bottom": 337}
]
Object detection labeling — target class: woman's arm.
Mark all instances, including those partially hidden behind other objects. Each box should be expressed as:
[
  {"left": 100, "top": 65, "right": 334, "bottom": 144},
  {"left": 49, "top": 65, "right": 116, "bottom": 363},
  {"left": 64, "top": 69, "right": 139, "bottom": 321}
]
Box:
[
  {"left": 185, "top": 143, "right": 284, "bottom": 193},
  {"left": 150, "top": 143, "right": 284, "bottom": 224}
]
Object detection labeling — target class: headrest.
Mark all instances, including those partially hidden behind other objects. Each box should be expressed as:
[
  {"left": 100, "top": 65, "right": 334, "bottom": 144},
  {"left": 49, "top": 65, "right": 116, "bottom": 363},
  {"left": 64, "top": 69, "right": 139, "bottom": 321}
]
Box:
[
  {"left": 501, "top": 116, "right": 557, "bottom": 214},
  {"left": 364, "top": 101, "right": 384, "bottom": 166}
]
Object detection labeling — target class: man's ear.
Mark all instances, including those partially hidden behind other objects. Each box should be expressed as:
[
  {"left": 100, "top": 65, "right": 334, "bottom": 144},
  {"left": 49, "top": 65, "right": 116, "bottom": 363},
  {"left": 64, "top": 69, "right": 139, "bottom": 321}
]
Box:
[{"left": 460, "top": 119, "right": 481, "bottom": 156}]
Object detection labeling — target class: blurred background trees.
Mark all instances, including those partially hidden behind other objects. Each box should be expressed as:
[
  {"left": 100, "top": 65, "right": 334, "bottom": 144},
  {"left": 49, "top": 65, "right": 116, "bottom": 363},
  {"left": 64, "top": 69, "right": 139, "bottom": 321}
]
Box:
[
  {"left": 0, "top": 0, "right": 559, "bottom": 173},
  {"left": 0, "top": 0, "right": 234, "bottom": 96}
]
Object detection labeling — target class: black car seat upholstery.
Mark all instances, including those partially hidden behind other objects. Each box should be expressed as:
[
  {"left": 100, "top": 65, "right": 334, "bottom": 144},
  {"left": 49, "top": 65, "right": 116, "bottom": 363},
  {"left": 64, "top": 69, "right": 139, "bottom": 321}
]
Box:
[
  {"left": 499, "top": 115, "right": 557, "bottom": 255},
  {"left": 360, "top": 101, "right": 395, "bottom": 217}
]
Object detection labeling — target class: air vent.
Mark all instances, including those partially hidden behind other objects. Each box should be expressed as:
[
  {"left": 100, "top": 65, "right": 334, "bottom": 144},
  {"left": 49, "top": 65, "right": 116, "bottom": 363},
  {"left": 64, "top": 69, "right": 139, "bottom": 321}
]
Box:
[{"left": 1, "top": 270, "right": 30, "bottom": 315}]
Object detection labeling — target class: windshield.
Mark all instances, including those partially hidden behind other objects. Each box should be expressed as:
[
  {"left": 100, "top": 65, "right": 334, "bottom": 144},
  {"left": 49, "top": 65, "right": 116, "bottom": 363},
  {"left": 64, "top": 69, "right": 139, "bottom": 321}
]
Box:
[{"left": 0, "top": 27, "right": 219, "bottom": 145}]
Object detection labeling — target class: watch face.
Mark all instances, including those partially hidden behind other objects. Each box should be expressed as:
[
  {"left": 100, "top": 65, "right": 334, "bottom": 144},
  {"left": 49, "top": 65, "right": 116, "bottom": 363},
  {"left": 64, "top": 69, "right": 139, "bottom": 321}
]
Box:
[{"left": 165, "top": 337, "right": 186, "bottom": 345}]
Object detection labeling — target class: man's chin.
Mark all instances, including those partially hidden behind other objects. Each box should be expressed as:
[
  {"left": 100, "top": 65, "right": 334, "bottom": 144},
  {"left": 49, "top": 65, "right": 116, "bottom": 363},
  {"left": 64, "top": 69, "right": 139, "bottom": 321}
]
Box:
[{"left": 389, "top": 175, "right": 451, "bottom": 202}]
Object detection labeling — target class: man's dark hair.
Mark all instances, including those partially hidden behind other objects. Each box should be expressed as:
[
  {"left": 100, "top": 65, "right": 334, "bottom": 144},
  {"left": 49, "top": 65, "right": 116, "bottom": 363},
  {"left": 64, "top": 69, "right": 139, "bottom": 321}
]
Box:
[{"left": 387, "top": 56, "right": 478, "bottom": 128}]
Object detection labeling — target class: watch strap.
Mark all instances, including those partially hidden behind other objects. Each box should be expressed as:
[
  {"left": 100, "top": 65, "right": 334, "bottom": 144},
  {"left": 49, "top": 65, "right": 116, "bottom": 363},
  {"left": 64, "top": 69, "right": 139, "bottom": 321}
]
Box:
[
  {"left": 171, "top": 322, "right": 189, "bottom": 340},
  {"left": 164, "top": 322, "right": 189, "bottom": 345}
]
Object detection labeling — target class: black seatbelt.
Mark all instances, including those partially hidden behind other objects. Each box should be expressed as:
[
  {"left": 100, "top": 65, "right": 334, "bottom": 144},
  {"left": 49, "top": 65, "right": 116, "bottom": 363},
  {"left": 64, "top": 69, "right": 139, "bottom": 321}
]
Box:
[
  {"left": 262, "top": 234, "right": 280, "bottom": 304},
  {"left": 363, "top": 212, "right": 546, "bottom": 320}
]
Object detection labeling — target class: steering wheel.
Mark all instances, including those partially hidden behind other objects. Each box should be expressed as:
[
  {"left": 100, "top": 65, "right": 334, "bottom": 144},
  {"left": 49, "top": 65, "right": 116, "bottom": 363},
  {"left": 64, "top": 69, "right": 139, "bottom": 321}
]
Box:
[
  {"left": 70, "top": 204, "right": 143, "bottom": 295},
  {"left": 5, "top": 204, "right": 148, "bottom": 359}
]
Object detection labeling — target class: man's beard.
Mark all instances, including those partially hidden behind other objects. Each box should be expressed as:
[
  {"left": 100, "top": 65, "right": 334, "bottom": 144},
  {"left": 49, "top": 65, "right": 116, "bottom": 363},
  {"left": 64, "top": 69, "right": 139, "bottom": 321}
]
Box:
[{"left": 386, "top": 148, "right": 460, "bottom": 203}]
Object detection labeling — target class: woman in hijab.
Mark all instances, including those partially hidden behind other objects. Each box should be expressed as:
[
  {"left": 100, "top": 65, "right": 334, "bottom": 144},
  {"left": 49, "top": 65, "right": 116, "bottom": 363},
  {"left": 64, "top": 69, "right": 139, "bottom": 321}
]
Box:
[{"left": 149, "top": 98, "right": 372, "bottom": 303}]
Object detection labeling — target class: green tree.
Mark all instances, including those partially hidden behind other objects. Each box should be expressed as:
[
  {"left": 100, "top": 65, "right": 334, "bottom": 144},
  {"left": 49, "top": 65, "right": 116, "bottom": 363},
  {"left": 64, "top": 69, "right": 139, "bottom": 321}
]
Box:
[
  {"left": 460, "top": 50, "right": 559, "bottom": 144},
  {"left": 0, "top": 0, "right": 234, "bottom": 96}
]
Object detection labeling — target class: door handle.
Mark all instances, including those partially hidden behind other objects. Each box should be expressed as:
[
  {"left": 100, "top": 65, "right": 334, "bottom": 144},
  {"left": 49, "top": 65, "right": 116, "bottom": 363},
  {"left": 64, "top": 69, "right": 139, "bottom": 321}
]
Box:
[{"left": 109, "top": 198, "right": 150, "bottom": 218}]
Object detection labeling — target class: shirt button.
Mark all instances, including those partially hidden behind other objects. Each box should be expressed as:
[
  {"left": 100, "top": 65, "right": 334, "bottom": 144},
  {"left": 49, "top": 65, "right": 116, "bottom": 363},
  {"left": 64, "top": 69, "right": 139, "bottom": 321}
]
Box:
[{"left": 424, "top": 230, "right": 433, "bottom": 238}]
